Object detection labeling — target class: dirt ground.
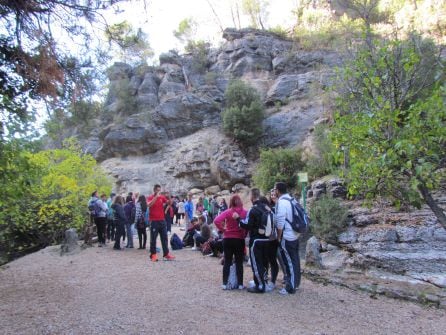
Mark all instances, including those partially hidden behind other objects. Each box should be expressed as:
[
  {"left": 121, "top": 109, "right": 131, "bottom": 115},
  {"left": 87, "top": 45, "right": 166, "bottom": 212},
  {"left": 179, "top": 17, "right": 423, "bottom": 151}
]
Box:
[{"left": 0, "top": 226, "right": 445, "bottom": 335}]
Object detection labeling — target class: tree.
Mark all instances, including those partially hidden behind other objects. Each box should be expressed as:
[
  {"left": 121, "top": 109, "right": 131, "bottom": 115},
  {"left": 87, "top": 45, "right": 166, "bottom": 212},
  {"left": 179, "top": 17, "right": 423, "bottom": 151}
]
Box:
[
  {"left": 222, "top": 80, "right": 264, "bottom": 146},
  {"left": 253, "top": 147, "right": 306, "bottom": 193},
  {"left": 332, "top": 35, "right": 446, "bottom": 229},
  {"left": 105, "top": 21, "right": 153, "bottom": 65},
  {"left": 0, "top": 0, "right": 140, "bottom": 139},
  {"left": 0, "top": 139, "right": 111, "bottom": 262},
  {"left": 173, "top": 17, "right": 198, "bottom": 45},
  {"left": 241, "top": 0, "right": 269, "bottom": 30}
]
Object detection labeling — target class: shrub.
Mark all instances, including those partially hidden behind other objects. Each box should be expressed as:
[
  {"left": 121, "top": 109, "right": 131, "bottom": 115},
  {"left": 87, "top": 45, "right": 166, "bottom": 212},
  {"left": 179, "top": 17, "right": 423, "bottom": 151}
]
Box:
[
  {"left": 222, "top": 80, "right": 264, "bottom": 146},
  {"left": 0, "top": 139, "right": 111, "bottom": 263},
  {"left": 305, "top": 124, "right": 337, "bottom": 180},
  {"left": 253, "top": 147, "right": 306, "bottom": 193},
  {"left": 309, "top": 195, "right": 348, "bottom": 244},
  {"left": 185, "top": 40, "right": 210, "bottom": 73}
]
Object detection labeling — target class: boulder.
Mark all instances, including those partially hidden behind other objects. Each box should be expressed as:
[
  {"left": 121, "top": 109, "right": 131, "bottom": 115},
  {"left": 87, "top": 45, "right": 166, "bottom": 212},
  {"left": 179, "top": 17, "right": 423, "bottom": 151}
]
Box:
[
  {"left": 60, "top": 228, "right": 80, "bottom": 255},
  {"left": 305, "top": 236, "right": 323, "bottom": 268},
  {"left": 205, "top": 185, "right": 221, "bottom": 195}
]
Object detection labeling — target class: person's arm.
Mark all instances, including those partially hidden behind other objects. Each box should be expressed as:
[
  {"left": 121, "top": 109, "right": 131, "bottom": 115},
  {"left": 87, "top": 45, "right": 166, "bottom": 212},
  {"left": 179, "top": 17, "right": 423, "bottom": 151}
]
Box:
[
  {"left": 275, "top": 199, "right": 286, "bottom": 241},
  {"left": 134, "top": 203, "right": 141, "bottom": 224},
  {"left": 213, "top": 210, "right": 228, "bottom": 231},
  {"left": 147, "top": 194, "right": 158, "bottom": 208},
  {"left": 237, "top": 208, "right": 254, "bottom": 230}
]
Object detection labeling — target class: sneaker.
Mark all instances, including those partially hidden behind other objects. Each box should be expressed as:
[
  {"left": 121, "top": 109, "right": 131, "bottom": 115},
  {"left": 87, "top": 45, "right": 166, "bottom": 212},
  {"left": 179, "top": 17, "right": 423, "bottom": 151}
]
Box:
[
  {"left": 247, "top": 286, "right": 264, "bottom": 293},
  {"left": 98, "top": 244, "right": 103, "bottom": 247},
  {"left": 238, "top": 285, "right": 244, "bottom": 290},
  {"left": 163, "top": 253, "right": 175, "bottom": 261},
  {"left": 248, "top": 280, "right": 255, "bottom": 288},
  {"left": 191, "top": 247, "right": 197, "bottom": 251},
  {"left": 265, "top": 282, "right": 276, "bottom": 292},
  {"left": 279, "top": 288, "right": 289, "bottom": 295},
  {"left": 221, "top": 284, "right": 228, "bottom": 290},
  {"left": 150, "top": 254, "right": 158, "bottom": 262}
]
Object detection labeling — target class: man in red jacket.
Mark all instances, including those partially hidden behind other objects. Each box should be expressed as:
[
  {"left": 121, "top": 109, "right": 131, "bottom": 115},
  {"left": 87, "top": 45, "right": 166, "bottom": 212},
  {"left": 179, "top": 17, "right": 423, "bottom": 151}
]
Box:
[{"left": 147, "top": 184, "right": 175, "bottom": 262}]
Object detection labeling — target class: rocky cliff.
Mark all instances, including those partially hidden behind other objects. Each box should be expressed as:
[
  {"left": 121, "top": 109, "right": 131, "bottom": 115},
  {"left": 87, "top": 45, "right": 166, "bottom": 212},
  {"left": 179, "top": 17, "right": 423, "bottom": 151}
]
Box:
[
  {"left": 305, "top": 177, "right": 446, "bottom": 309},
  {"left": 74, "top": 28, "right": 338, "bottom": 195}
]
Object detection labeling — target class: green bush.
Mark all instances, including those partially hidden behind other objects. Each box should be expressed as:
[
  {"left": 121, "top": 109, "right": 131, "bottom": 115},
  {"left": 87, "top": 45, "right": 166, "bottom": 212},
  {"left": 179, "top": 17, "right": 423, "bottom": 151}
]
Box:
[
  {"left": 305, "top": 124, "right": 337, "bottom": 180},
  {"left": 222, "top": 80, "right": 264, "bottom": 146},
  {"left": 0, "top": 139, "right": 111, "bottom": 263},
  {"left": 185, "top": 40, "right": 209, "bottom": 73},
  {"left": 253, "top": 147, "right": 306, "bottom": 193},
  {"left": 309, "top": 195, "right": 348, "bottom": 244}
]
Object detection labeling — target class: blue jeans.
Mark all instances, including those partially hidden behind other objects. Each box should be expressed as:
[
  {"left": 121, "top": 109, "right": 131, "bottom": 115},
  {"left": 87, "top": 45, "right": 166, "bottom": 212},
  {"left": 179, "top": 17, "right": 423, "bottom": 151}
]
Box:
[
  {"left": 125, "top": 223, "right": 133, "bottom": 247},
  {"left": 150, "top": 220, "right": 169, "bottom": 256}
]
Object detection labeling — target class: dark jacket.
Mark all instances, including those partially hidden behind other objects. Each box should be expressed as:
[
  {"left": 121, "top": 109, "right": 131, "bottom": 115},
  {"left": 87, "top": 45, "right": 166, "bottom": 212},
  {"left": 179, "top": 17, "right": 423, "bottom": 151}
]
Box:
[
  {"left": 123, "top": 201, "right": 135, "bottom": 223},
  {"left": 239, "top": 200, "right": 268, "bottom": 240},
  {"left": 112, "top": 203, "right": 128, "bottom": 227}
]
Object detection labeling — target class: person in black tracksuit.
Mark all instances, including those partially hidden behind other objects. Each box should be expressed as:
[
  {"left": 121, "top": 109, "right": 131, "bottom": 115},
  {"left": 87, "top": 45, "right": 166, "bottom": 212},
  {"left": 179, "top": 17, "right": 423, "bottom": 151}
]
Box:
[{"left": 236, "top": 188, "right": 274, "bottom": 293}]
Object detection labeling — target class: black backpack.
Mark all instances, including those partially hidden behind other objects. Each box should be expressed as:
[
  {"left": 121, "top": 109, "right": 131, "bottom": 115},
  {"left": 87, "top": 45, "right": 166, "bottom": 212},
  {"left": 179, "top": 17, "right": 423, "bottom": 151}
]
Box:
[
  {"left": 253, "top": 204, "right": 276, "bottom": 239},
  {"left": 285, "top": 197, "right": 310, "bottom": 234}
]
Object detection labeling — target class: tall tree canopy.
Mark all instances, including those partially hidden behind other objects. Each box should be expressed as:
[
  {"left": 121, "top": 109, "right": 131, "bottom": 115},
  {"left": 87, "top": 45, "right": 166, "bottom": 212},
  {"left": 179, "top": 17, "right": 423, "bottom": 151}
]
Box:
[{"left": 0, "top": 0, "right": 146, "bottom": 139}]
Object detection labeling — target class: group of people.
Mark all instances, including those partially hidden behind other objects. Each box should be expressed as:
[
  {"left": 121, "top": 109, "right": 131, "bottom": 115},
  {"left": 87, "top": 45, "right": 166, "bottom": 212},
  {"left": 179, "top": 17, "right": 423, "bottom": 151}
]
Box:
[{"left": 88, "top": 180, "right": 301, "bottom": 295}]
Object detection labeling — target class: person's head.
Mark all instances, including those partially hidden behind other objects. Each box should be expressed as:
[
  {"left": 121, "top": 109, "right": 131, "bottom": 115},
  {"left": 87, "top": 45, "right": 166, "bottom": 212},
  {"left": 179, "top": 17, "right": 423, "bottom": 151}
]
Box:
[
  {"left": 259, "top": 196, "right": 270, "bottom": 206},
  {"left": 250, "top": 188, "right": 261, "bottom": 203},
  {"left": 138, "top": 195, "right": 146, "bottom": 204},
  {"left": 270, "top": 188, "right": 277, "bottom": 203},
  {"left": 128, "top": 192, "right": 133, "bottom": 197},
  {"left": 125, "top": 195, "right": 133, "bottom": 203},
  {"left": 110, "top": 192, "right": 116, "bottom": 199},
  {"left": 221, "top": 198, "right": 227, "bottom": 204},
  {"left": 100, "top": 193, "right": 107, "bottom": 201},
  {"left": 113, "top": 195, "right": 124, "bottom": 205},
  {"left": 274, "top": 182, "right": 287, "bottom": 197},
  {"left": 229, "top": 194, "right": 243, "bottom": 209},
  {"left": 191, "top": 217, "right": 198, "bottom": 225},
  {"left": 91, "top": 190, "right": 98, "bottom": 198},
  {"left": 153, "top": 184, "right": 161, "bottom": 194},
  {"left": 198, "top": 196, "right": 203, "bottom": 203},
  {"left": 187, "top": 192, "right": 192, "bottom": 200}
]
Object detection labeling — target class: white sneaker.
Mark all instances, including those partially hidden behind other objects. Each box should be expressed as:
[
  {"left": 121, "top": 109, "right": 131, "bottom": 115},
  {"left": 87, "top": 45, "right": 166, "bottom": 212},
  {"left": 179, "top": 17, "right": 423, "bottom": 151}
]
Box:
[
  {"left": 191, "top": 247, "right": 197, "bottom": 251},
  {"left": 265, "top": 282, "right": 275, "bottom": 292},
  {"left": 221, "top": 284, "right": 228, "bottom": 290},
  {"left": 238, "top": 285, "right": 244, "bottom": 290},
  {"left": 279, "top": 288, "right": 288, "bottom": 295},
  {"left": 248, "top": 280, "right": 255, "bottom": 288}
]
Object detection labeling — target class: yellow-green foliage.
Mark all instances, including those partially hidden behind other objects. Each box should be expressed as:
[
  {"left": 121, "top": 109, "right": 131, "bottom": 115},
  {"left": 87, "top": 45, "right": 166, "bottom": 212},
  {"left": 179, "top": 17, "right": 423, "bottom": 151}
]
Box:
[{"left": 0, "top": 139, "right": 111, "bottom": 261}]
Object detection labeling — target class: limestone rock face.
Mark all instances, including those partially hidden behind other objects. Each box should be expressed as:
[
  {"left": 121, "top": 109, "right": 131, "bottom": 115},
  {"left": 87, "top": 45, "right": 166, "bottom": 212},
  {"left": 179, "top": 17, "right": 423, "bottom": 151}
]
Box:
[
  {"left": 58, "top": 28, "right": 340, "bottom": 192},
  {"left": 101, "top": 128, "right": 250, "bottom": 196}
]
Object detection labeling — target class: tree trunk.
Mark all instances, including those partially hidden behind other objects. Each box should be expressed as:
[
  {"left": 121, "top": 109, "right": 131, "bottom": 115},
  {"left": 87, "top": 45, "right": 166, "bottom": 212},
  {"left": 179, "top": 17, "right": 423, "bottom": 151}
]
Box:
[{"left": 418, "top": 183, "right": 446, "bottom": 230}]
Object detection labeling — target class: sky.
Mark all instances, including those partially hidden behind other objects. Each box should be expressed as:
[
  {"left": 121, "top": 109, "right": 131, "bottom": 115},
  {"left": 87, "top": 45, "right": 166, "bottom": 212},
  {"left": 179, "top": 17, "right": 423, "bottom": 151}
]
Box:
[{"left": 107, "top": 0, "right": 298, "bottom": 59}]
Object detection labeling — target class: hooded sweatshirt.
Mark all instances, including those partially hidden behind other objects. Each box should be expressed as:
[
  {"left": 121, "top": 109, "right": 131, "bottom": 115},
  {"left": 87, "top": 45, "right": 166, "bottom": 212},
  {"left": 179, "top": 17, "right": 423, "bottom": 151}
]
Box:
[{"left": 214, "top": 207, "right": 247, "bottom": 240}]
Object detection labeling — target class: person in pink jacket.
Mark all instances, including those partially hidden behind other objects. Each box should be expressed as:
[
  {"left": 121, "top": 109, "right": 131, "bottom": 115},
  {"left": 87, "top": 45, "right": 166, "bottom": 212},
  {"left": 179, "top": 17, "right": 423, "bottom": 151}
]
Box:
[{"left": 214, "top": 195, "right": 247, "bottom": 290}]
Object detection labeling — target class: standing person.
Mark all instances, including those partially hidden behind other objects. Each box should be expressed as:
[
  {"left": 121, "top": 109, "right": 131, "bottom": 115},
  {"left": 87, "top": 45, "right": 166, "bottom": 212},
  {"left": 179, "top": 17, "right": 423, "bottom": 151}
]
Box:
[
  {"left": 164, "top": 194, "right": 174, "bottom": 235},
  {"left": 106, "top": 193, "right": 116, "bottom": 242},
  {"left": 97, "top": 193, "right": 109, "bottom": 246},
  {"left": 219, "top": 198, "right": 228, "bottom": 213},
  {"left": 203, "top": 196, "right": 210, "bottom": 215},
  {"left": 236, "top": 188, "right": 275, "bottom": 293},
  {"left": 196, "top": 196, "right": 204, "bottom": 214},
  {"left": 184, "top": 193, "right": 194, "bottom": 231},
  {"left": 111, "top": 195, "right": 127, "bottom": 250},
  {"left": 147, "top": 184, "right": 175, "bottom": 262},
  {"left": 123, "top": 195, "right": 135, "bottom": 248},
  {"left": 214, "top": 194, "right": 247, "bottom": 290},
  {"left": 134, "top": 195, "right": 148, "bottom": 249},
  {"left": 176, "top": 198, "right": 185, "bottom": 226},
  {"left": 209, "top": 195, "right": 219, "bottom": 221},
  {"left": 274, "top": 182, "right": 301, "bottom": 295}
]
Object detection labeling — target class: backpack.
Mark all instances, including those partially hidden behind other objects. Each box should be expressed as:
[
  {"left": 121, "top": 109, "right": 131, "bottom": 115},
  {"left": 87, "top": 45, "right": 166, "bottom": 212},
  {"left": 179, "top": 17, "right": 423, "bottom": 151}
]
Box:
[
  {"left": 170, "top": 233, "right": 183, "bottom": 250},
  {"left": 285, "top": 197, "right": 310, "bottom": 234},
  {"left": 88, "top": 199, "right": 99, "bottom": 217},
  {"left": 253, "top": 204, "right": 276, "bottom": 239}
]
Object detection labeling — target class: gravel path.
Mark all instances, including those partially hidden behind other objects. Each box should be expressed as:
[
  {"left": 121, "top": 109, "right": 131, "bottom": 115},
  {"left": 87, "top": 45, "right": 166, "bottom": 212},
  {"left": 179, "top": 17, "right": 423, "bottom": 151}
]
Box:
[{"left": 1, "top": 226, "right": 445, "bottom": 335}]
